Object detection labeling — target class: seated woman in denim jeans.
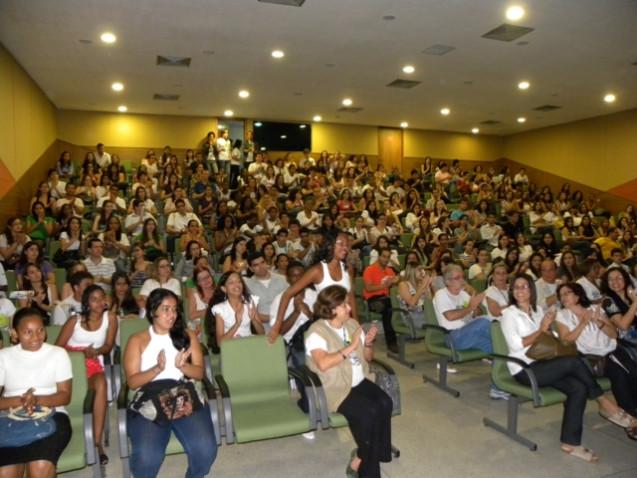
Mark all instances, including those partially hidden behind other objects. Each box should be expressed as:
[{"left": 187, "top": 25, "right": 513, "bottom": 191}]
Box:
[{"left": 124, "top": 288, "right": 217, "bottom": 478}]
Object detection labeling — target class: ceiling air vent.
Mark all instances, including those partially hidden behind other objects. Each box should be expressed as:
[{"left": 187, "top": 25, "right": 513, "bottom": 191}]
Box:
[
  {"left": 386, "top": 79, "right": 421, "bottom": 89},
  {"left": 337, "top": 107, "right": 364, "bottom": 113},
  {"left": 480, "top": 120, "right": 502, "bottom": 125},
  {"left": 482, "top": 23, "right": 534, "bottom": 42},
  {"left": 156, "top": 55, "right": 191, "bottom": 67},
  {"left": 258, "top": 0, "right": 305, "bottom": 6},
  {"left": 422, "top": 44, "right": 456, "bottom": 56},
  {"left": 153, "top": 93, "right": 180, "bottom": 101},
  {"left": 533, "top": 104, "right": 561, "bottom": 112}
]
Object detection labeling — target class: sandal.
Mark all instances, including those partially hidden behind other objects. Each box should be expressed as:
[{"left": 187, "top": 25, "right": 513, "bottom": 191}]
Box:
[
  {"left": 599, "top": 409, "right": 633, "bottom": 428},
  {"left": 97, "top": 444, "right": 109, "bottom": 465},
  {"left": 626, "top": 426, "right": 637, "bottom": 441},
  {"left": 561, "top": 445, "right": 599, "bottom": 463},
  {"left": 345, "top": 449, "right": 359, "bottom": 478}
]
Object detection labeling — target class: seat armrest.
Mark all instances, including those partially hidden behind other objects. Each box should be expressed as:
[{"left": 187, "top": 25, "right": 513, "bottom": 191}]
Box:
[
  {"left": 370, "top": 358, "right": 396, "bottom": 375},
  {"left": 82, "top": 389, "right": 97, "bottom": 466},
  {"left": 215, "top": 374, "right": 230, "bottom": 398},
  {"left": 490, "top": 353, "right": 542, "bottom": 407},
  {"left": 421, "top": 323, "right": 450, "bottom": 334},
  {"left": 288, "top": 367, "right": 319, "bottom": 429},
  {"left": 299, "top": 366, "right": 330, "bottom": 430},
  {"left": 288, "top": 367, "right": 313, "bottom": 387},
  {"left": 117, "top": 382, "right": 130, "bottom": 410},
  {"left": 391, "top": 307, "right": 418, "bottom": 338},
  {"left": 83, "top": 388, "right": 96, "bottom": 415},
  {"left": 201, "top": 377, "right": 222, "bottom": 446}
]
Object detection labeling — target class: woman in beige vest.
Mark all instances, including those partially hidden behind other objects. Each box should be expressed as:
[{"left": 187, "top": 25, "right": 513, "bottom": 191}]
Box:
[{"left": 305, "top": 285, "right": 393, "bottom": 478}]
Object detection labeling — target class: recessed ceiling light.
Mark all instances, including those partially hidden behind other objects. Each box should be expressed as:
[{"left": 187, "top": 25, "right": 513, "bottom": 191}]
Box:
[
  {"left": 402, "top": 65, "right": 415, "bottom": 74},
  {"left": 238, "top": 90, "right": 250, "bottom": 99},
  {"left": 111, "top": 82, "right": 124, "bottom": 92},
  {"left": 260, "top": 146, "right": 267, "bottom": 151},
  {"left": 505, "top": 5, "right": 525, "bottom": 21},
  {"left": 271, "top": 50, "right": 285, "bottom": 59},
  {"left": 100, "top": 32, "right": 117, "bottom": 44},
  {"left": 312, "top": 115, "right": 322, "bottom": 122},
  {"left": 472, "top": 128, "right": 480, "bottom": 134},
  {"left": 518, "top": 80, "right": 530, "bottom": 90},
  {"left": 280, "top": 135, "right": 287, "bottom": 139},
  {"left": 254, "top": 122, "right": 263, "bottom": 127},
  {"left": 400, "top": 121, "right": 409, "bottom": 128},
  {"left": 517, "top": 116, "right": 526, "bottom": 123},
  {"left": 224, "top": 110, "right": 234, "bottom": 117},
  {"left": 342, "top": 98, "right": 353, "bottom": 107},
  {"left": 299, "top": 124, "right": 307, "bottom": 129},
  {"left": 117, "top": 105, "right": 127, "bottom": 113},
  {"left": 603, "top": 93, "right": 616, "bottom": 103},
  {"left": 440, "top": 107, "right": 450, "bottom": 116}
]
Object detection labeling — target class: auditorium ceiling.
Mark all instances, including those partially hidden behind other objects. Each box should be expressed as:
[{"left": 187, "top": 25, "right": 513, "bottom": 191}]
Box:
[{"left": 1, "top": 0, "right": 636, "bottom": 135}]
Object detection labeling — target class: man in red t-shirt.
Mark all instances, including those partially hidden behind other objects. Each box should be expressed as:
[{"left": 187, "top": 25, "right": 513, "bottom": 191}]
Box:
[{"left": 363, "top": 248, "right": 400, "bottom": 353}]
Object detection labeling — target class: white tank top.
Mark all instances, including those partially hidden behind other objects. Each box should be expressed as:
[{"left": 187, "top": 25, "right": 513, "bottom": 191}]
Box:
[
  {"left": 316, "top": 261, "right": 351, "bottom": 293},
  {"left": 140, "top": 325, "right": 183, "bottom": 381},
  {"left": 67, "top": 311, "right": 109, "bottom": 349}
]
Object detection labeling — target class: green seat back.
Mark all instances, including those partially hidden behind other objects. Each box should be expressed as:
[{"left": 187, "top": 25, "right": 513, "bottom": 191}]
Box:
[
  {"left": 119, "top": 319, "right": 149, "bottom": 380},
  {"left": 490, "top": 322, "right": 566, "bottom": 406},
  {"left": 389, "top": 293, "right": 424, "bottom": 339},
  {"left": 220, "top": 336, "right": 310, "bottom": 442},
  {"left": 57, "top": 351, "right": 89, "bottom": 473},
  {"left": 54, "top": 268, "right": 67, "bottom": 296},
  {"left": 6, "top": 270, "right": 17, "bottom": 294},
  {"left": 46, "top": 325, "right": 62, "bottom": 344},
  {"left": 48, "top": 240, "right": 60, "bottom": 262},
  {"left": 1, "top": 328, "right": 10, "bottom": 346},
  {"left": 469, "top": 278, "right": 488, "bottom": 293},
  {"left": 423, "top": 298, "right": 451, "bottom": 357},
  {"left": 399, "top": 233, "right": 414, "bottom": 250}
]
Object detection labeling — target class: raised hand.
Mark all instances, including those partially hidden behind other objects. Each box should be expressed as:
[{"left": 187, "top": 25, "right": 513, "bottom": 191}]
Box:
[
  {"left": 156, "top": 349, "right": 166, "bottom": 371},
  {"left": 364, "top": 324, "right": 378, "bottom": 346},
  {"left": 175, "top": 348, "right": 192, "bottom": 369}
]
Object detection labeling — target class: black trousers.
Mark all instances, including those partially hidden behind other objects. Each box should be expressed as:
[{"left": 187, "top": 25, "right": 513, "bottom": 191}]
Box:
[
  {"left": 515, "top": 356, "right": 603, "bottom": 446},
  {"left": 367, "top": 296, "right": 397, "bottom": 347},
  {"left": 606, "top": 346, "right": 637, "bottom": 417},
  {"left": 337, "top": 378, "right": 392, "bottom": 478}
]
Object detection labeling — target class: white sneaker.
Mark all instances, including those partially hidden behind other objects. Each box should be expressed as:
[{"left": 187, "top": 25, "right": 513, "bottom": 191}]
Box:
[
  {"left": 302, "top": 431, "right": 316, "bottom": 440},
  {"left": 437, "top": 363, "right": 457, "bottom": 374}
]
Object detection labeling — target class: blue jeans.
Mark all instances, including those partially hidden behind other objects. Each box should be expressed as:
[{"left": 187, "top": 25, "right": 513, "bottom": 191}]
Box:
[
  {"left": 445, "top": 317, "right": 493, "bottom": 354},
  {"left": 127, "top": 405, "right": 217, "bottom": 478}
]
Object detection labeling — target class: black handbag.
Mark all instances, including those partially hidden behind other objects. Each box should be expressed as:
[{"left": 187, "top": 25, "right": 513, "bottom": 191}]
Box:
[{"left": 129, "top": 379, "right": 204, "bottom": 423}]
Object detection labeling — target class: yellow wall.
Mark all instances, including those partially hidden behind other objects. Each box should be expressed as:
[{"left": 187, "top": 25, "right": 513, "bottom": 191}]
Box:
[
  {"left": 0, "top": 44, "right": 57, "bottom": 181},
  {"left": 311, "top": 123, "right": 378, "bottom": 155},
  {"left": 57, "top": 110, "right": 218, "bottom": 149},
  {"left": 403, "top": 129, "right": 503, "bottom": 161},
  {"left": 503, "top": 108, "right": 637, "bottom": 191}
]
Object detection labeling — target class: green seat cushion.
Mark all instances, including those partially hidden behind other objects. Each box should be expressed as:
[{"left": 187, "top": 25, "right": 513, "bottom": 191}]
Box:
[
  {"left": 596, "top": 377, "right": 611, "bottom": 392},
  {"left": 328, "top": 412, "right": 348, "bottom": 428},
  {"left": 232, "top": 399, "right": 311, "bottom": 443},
  {"left": 57, "top": 414, "right": 86, "bottom": 472}
]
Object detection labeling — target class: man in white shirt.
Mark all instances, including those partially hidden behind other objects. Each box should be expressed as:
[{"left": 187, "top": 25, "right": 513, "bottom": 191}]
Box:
[
  {"left": 54, "top": 183, "right": 84, "bottom": 216},
  {"left": 247, "top": 152, "right": 266, "bottom": 179},
  {"left": 82, "top": 239, "right": 116, "bottom": 292},
  {"left": 479, "top": 214, "right": 502, "bottom": 249},
  {"left": 535, "top": 258, "right": 561, "bottom": 309},
  {"left": 52, "top": 271, "right": 94, "bottom": 325},
  {"left": 238, "top": 214, "right": 264, "bottom": 239},
  {"left": 47, "top": 169, "right": 66, "bottom": 200},
  {"left": 97, "top": 185, "right": 127, "bottom": 213},
  {"left": 166, "top": 199, "right": 201, "bottom": 236},
  {"left": 296, "top": 199, "right": 321, "bottom": 232},
  {"left": 244, "top": 251, "right": 288, "bottom": 322},
  {"left": 95, "top": 142, "right": 111, "bottom": 169},
  {"left": 125, "top": 200, "right": 156, "bottom": 236},
  {"left": 433, "top": 264, "right": 492, "bottom": 353},
  {"left": 216, "top": 129, "right": 230, "bottom": 174},
  {"left": 299, "top": 149, "right": 315, "bottom": 170},
  {"left": 273, "top": 229, "right": 294, "bottom": 256}
]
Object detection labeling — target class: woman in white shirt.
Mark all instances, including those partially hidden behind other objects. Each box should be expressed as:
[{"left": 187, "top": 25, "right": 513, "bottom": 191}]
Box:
[
  {"left": 139, "top": 256, "right": 182, "bottom": 311},
  {"left": 501, "top": 274, "right": 630, "bottom": 462},
  {"left": 187, "top": 267, "right": 216, "bottom": 336},
  {"left": 0, "top": 308, "right": 72, "bottom": 476},
  {"left": 483, "top": 263, "right": 510, "bottom": 320},
  {"left": 211, "top": 271, "right": 265, "bottom": 345},
  {"left": 555, "top": 282, "right": 637, "bottom": 439}
]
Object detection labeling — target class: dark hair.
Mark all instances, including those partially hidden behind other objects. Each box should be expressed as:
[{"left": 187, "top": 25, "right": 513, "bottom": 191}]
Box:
[
  {"left": 600, "top": 267, "right": 632, "bottom": 296},
  {"left": 19, "top": 241, "right": 44, "bottom": 267},
  {"left": 185, "top": 240, "right": 201, "bottom": 260},
  {"left": 146, "top": 288, "right": 190, "bottom": 350},
  {"left": 70, "top": 270, "right": 94, "bottom": 289},
  {"left": 317, "top": 231, "right": 348, "bottom": 265},
  {"left": 579, "top": 258, "right": 600, "bottom": 277},
  {"left": 557, "top": 282, "right": 591, "bottom": 308},
  {"left": 313, "top": 285, "right": 348, "bottom": 321},
  {"left": 527, "top": 252, "right": 544, "bottom": 277},
  {"left": 80, "top": 284, "right": 106, "bottom": 320},
  {"left": 211, "top": 271, "right": 251, "bottom": 306},
  {"left": 141, "top": 218, "right": 160, "bottom": 243},
  {"left": 194, "top": 266, "right": 215, "bottom": 296},
  {"left": 30, "top": 200, "right": 46, "bottom": 218},
  {"left": 286, "top": 260, "right": 304, "bottom": 273},
  {"left": 12, "top": 307, "right": 45, "bottom": 330},
  {"left": 508, "top": 273, "right": 539, "bottom": 312},
  {"left": 111, "top": 271, "right": 140, "bottom": 316},
  {"left": 87, "top": 237, "right": 102, "bottom": 249},
  {"left": 248, "top": 250, "right": 264, "bottom": 266}
]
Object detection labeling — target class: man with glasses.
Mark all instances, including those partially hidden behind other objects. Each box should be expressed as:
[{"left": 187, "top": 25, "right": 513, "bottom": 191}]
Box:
[{"left": 433, "top": 264, "right": 508, "bottom": 399}]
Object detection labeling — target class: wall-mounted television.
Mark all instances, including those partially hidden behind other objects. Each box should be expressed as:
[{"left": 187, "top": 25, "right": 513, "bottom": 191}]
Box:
[{"left": 253, "top": 121, "right": 311, "bottom": 151}]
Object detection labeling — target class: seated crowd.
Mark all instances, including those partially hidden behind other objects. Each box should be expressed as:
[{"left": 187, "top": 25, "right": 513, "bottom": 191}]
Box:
[{"left": 1, "top": 135, "right": 637, "bottom": 476}]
